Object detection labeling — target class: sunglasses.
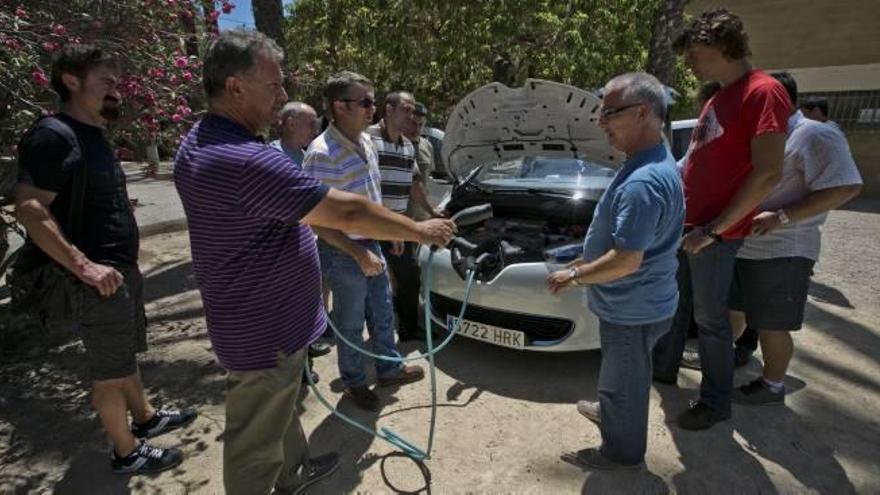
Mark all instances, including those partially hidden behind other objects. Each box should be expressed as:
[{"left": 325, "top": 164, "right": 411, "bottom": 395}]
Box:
[
  {"left": 599, "top": 102, "right": 643, "bottom": 119},
  {"left": 339, "top": 97, "right": 376, "bottom": 108}
]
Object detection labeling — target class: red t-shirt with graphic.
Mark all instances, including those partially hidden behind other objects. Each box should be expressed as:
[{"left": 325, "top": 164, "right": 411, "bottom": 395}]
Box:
[{"left": 683, "top": 69, "right": 792, "bottom": 238}]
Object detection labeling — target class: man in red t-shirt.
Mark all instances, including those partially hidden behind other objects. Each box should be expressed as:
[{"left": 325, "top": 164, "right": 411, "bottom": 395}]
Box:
[{"left": 671, "top": 9, "right": 792, "bottom": 431}]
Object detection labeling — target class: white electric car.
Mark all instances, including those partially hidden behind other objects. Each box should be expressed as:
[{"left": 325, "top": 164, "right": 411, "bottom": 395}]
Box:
[
  {"left": 418, "top": 79, "right": 624, "bottom": 351},
  {"left": 419, "top": 79, "right": 694, "bottom": 352}
]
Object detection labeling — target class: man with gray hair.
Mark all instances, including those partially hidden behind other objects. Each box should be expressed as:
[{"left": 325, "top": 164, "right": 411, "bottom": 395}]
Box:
[
  {"left": 271, "top": 101, "right": 318, "bottom": 167},
  {"left": 175, "top": 33, "right": 455, "bottom": 493},
  {"left": 548, "top": 72, "right": 683, "bottom": 470}
]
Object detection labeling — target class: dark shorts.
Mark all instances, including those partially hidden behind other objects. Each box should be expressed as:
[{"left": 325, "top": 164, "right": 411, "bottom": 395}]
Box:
[
  {"left": 728, "top": 257, "right": 815, "bottom": 331},
  {"left": 79, "top": 265, "right": 147, "bottom": 380}
]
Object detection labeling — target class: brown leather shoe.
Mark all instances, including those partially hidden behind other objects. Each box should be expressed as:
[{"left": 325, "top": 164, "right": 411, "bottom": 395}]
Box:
[
  {"left": 344, "top": 386, "right": 380, "bottom": 411},
  {"left": 377, "top": 365, "right": 425, "bottom": 387}
]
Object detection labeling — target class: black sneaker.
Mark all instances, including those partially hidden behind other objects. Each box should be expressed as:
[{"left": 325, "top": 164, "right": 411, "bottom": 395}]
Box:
[
  {"left": 676, "top": 401, "right": 731, "bottom": 430},
  {"left": 302, "top": 370, "right": 320, "bottom": 385},
  {"left": 291, "top": 453, "right": 341, "bottom": 495},
  {"left": 734, "top": 345, "right": 753, "bottom": 368},
  {"left": 734, "top": 378, "right": 785, "bottom": 406},
  {"left": 132, "top": 408, "right": 198, "bottom": 439},
  {"left": 111, "top": 442, "right": 183, "bottom": 474},
  {"left": 308, "top": 341, "right": 331, "bottom": 358}
]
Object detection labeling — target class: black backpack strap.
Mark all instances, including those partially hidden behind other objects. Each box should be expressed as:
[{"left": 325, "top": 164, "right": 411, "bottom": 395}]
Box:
[{"left": 34, "top": 117, "right": 87, "bottom": 245}]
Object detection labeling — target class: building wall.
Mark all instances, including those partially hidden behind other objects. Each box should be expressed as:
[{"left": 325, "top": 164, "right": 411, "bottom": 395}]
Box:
[{"left": 686, "top": 0, "right": 880, "bottom": 198}]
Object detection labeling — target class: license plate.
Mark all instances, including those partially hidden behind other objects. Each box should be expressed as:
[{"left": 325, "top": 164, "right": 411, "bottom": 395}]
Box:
[{"left": 447, "top": 315, "right": 525, "bottom": 349}]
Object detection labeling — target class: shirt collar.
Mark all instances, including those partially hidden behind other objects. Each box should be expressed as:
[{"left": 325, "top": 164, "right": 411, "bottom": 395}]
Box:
[
  {"left": 623, "top": 142, "right": 666, "bottom": 169},
  {"left": 327, "top": 123, "right": 369, "bottom": 159},
  {"left": 204, "top": 113, "right": 262, "bottom": 142}
]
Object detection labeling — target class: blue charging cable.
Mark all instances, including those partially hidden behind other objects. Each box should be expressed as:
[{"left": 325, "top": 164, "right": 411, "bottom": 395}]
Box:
[{"left": 304, "top": 249, "right": 478, "bottom": 460}]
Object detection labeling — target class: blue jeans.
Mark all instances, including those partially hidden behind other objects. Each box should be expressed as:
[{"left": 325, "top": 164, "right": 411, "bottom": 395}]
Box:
[
  {"left": 598, "top": 318, "right": 672, "bottom": 465},
  {"left": 687, "top": 239, "right": 742, "bottom": 413},
  {"left": 652, "top": 250, "right": 693, "bottom": 379},
  {"left": 318, "top": 240, "right": 402, "bottom": 388}
]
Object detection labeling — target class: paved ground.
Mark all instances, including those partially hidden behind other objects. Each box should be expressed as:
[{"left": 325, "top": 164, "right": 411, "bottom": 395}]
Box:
[{"left": 1, "top": 175, "right": 878, "bottom": 493}]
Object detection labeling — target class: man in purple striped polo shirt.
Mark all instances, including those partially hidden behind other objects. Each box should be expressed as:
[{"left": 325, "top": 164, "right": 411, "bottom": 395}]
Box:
[{"left": 174, "top": 32, "right": 455, "bottom": 495}]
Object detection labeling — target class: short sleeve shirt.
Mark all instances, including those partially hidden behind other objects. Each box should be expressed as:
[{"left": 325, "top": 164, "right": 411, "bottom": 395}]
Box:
[
  {"left": 582, "top": 144, "right": 685, "bottom": 326},
  {"left": 174, "top": 114, "right": 329, "bottom": 371},
  {"left": 16, "top": 114, "right": 138, "bottom": 270},
  {"left": 367, "top": 122, "right": 419, "bottom": 214},
  {"left": 683, "top": 69, "right": 792, "bottom": 238},
  {"left": 737, "top": 111, "right": 863, "bottom": 261}
]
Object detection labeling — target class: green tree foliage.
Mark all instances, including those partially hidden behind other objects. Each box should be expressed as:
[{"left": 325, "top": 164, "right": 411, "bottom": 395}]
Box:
[{"left": 284, "top": 0, "right": 695, "bottom": 122}]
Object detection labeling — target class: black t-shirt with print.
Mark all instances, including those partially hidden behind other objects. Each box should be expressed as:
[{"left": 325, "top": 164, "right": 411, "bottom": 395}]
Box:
[{"left": 16, "top": 114, "right": 138, "bottom": 270}]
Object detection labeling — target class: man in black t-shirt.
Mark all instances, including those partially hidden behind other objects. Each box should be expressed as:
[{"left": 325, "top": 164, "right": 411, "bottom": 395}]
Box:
[{"left": 14, "top": 45, "right": 195, "bottom": 475}]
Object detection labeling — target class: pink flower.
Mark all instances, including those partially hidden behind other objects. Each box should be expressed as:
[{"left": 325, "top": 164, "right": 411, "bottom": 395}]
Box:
[
  {"left": 91, "top": 20, "right": 104, "bottom": 30},
  {"left": 169, "top": 75, "right": 179, "bottom": 84},
  {"left": 42, "top": 41, "right": 57, "bottom": 52},
  {"left": 221, "top": 2, "right": 235, "bottom": 14},
  {"left": 209, "top": 10, "right": 221, "bottom": 22},
  {"left": 5, "top": 38, "right": 22, "bottom": 50},
  {"left": 51, "top": 24, "right": 67, "bottom": 36},
  {"left": 148, "top": 68, "right": 166, "bottom": 79},
  {"left": 177, "top": 105, "right": 191, "bottom": 116},
  {"left": 32, "top": 68, "right": 50, "bottom": 88},
  {"left": 14, "top": 5, "right": 26, "bottom": 18},
  {"left": 174, "top": 56, "right": 188, "bottom": 68},
  {"left": 181, "top": 70, "right": 193, "bottom": 82},
  {"left": 171, "top": 114, "right": 183, "bottom": 123},
  {"left": 165, "top": 0, "right": 176, "bottom": 5}
]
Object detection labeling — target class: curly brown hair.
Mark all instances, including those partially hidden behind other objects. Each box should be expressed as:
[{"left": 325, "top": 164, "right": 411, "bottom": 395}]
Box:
[{"left": 673, "top": 8, "right": 751, "bottom": 60}]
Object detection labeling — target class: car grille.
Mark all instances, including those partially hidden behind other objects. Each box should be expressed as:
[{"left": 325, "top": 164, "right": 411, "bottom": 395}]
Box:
[{"left": 429, "top": 292, "right": 573, "bottom": 344}]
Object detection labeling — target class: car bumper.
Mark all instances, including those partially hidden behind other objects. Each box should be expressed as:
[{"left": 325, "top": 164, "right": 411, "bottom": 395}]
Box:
[{"left": 418, "top": 247, "right": 600, "bottom": 351}]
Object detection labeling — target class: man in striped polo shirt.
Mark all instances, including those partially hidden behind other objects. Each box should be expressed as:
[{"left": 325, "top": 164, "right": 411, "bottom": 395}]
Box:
[
  {"left": 368, "top": 92, "right": 443, "bottom": 341},
  {"left": 303, "top": 73, "right": 441, "bottom": 412},
  {"left": 174, "top": 34, "right": 455, "bottom": 494}
]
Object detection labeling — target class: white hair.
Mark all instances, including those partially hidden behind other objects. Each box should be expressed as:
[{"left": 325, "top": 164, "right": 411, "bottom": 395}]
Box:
[{"left": 604, "top": 72, "right": 667, "bottom": 121}]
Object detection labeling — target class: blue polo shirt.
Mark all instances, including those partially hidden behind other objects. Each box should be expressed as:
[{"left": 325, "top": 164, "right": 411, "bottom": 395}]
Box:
[
  {"left": 582, "top": 143, "right": 684, "bottom": 326},
  {"left": 174, "top": 114, "right": 329, "bottom": 371}
]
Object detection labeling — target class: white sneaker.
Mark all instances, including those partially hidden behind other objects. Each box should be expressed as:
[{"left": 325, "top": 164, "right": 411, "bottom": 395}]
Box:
[{"left": 576, "top": 400, "right": 600, "bottom": 423}]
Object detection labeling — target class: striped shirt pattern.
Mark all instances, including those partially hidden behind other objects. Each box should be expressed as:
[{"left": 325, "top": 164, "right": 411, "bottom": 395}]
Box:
[
  {"left": 174, "top": 114, "right": 329, "bottom": 371},
  {"left": 367, "top": 123, "right": 419, "bottom": 214},
  {"left": 303, "top": 124, "right": 382, "bottom": 239}
]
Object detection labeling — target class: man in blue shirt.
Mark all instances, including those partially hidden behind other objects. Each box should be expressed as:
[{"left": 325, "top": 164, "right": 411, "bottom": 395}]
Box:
[
  {"left": 271, "top": 101, "right": 318, "bottom": 167},
  {"left": 548, "top": 72, "right": 684, "bottom": 470}
]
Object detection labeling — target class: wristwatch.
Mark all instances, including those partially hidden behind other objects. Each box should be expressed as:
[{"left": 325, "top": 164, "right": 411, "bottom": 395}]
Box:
[
  {"left": 568, "top": 267, "right": 580, "bottom": 286},
  {"left": 776, "top": 209, "right": 791, "bottom": 225},
  {"left": 701, "top": 225, "right": 724, "bottom": 243}
]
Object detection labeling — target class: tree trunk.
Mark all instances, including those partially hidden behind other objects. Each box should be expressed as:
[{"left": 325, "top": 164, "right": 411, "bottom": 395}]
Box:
[
  {"left": 645, "top": 0, "right": 689, "bottom": 86},
  {"left": 252, "top": 0, "right": 290, "bottom": 94},
  {"left": 252, "top": 0, "right": 286, "bottom": 51}
]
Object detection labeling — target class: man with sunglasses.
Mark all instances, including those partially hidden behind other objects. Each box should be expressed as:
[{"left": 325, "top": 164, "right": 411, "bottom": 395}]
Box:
[
  {"left": 548, "top": 72, "right": 683, "bottom": 470},
  {"left": 303, "top": 72, "right": 438, "bottom": 412}
]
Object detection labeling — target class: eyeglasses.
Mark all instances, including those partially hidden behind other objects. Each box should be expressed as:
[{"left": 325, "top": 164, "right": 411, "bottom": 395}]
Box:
[
  {"left": 599, "top": 102, "right": 643, "bottom": 120},
  {"left": 339, "top": 97, "right": 376, "bottom": 108}
]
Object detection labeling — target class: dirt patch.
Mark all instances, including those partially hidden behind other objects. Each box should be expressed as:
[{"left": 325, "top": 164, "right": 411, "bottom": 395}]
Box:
[{"left": 2, "top": 200, "right": 879, "bottom": 493}]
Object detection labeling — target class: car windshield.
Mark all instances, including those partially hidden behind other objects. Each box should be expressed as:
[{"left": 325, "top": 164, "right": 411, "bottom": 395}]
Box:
[{"left": 477, "top": 156, "right": 615, "bottom": 183}]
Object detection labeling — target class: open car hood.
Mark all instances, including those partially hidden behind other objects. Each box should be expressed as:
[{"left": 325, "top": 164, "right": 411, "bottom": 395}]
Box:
[{"left": 442, "top": 79, "right": 624, "bottom": 182}]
